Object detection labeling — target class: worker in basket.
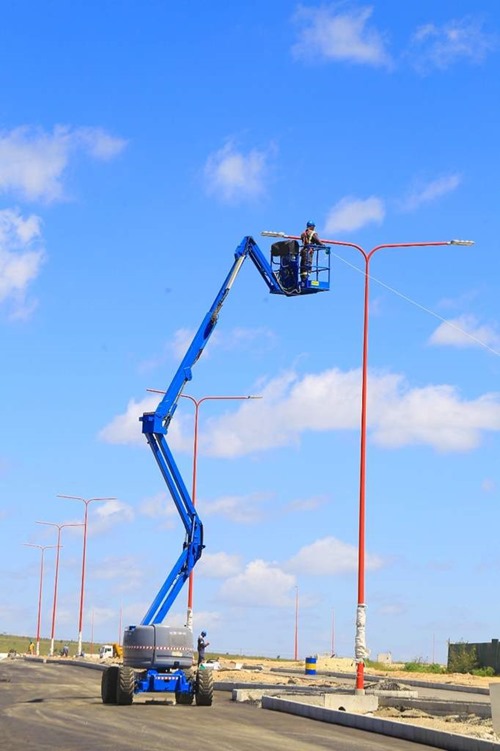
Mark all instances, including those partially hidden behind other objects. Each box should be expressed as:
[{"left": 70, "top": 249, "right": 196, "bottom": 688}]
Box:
[{"left": 300, "top": 220, "right": 324, "bottom": 280}]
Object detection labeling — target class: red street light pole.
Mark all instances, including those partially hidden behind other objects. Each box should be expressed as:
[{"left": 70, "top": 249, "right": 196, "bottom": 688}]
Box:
[
  {"left": 23, "top": 543, "right": 57, "bottom": 656},
  {"left": 147, "top": 389, "right": 262, "bottom": 631},
  {"left": 37, "top": 521, "right": 83, "bottom": 656},
  {"left": 57, "top": 495, "right": 116, "bottom": 656},
  {"left": 263, "top": 230, "right": 474, "bottom": 691},
  {"left": 294, "top": 585, "right": 299, "bottom": 661}
]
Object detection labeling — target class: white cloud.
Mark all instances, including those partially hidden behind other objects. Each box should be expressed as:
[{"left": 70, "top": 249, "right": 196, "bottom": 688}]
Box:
[
  {"left": 139, "top": 325, "right": 276, "bottom": 374},
  {"left": 204, "top": 141, "right": 270, "bottom": 202},
  {"left": 400, "top": 174, "right": 462, "bottom": 212},
  {"left": 428, "top": 314, "right": 500, "bottom": 351},
  {"left": 0, "top": 125, "right": 127, "bottom": 202},
  {"left": 102, "top": 366, "right": 500, "bottom": 457},
  {"left": 74, "top": 126, "right": 127, "bottom": 160},
  {"left": 99, "top": 395, "right": 168, "bottom": 444},
  {"left": 197, "top": 551, "right": 243, "bottom": 578},
  {"left": 324, "top": 196, "right": 385, "bottom": 234},
  {"left": 409, "top": 17, "right": 498, "bottom": 73},
  {"left": 218, "top": 559, "right": 295, "bottom": 607},
  {"left": 204, "top": 367, "right": 500, "bottom": 454},
  {"left": 92, "top": 555, "right": 144, "bottom": 592},
  {"left": 214, "top": 326, "right": 277, "bottom": 354},
  {"left": 284, "top": 495, "right": 328, "bottom": 513},
  {"left": 98, "top": 393, "right": 194, "bottom": 451},
  {"left": 0, "top": 208, "right": 45, "bottom": 318},
  {"left": 371, "top": 382, "right": 500, "bottom": 451},
  {"left": 90, "top": 499, "right": 135, "bottom": 534},
  {"left": 201, "top": 491, "right": 274, "bottom": 524},
  {"left": 99, "top": 396, "right": 153, "bottom": 444},
  {"left": 285, "top": 536, "right": 384, "bottom": 575},
  {"left": 139, "top": 492, "right": 178, "bottom": 521},
  {"left": 292, "top": 4, "right": 392, "bottom": 68},
  {"left": 171, "top": 327, "right": 196, "bottom": 360}
]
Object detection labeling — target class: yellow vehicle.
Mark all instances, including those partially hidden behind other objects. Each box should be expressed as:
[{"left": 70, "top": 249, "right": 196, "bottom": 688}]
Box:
[{"left": 99, "top": 643, "right": 123, "bottom": 659}]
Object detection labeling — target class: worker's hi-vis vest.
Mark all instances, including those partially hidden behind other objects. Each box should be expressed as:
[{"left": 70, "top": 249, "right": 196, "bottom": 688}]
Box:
[{"left": 301, "top": 229, "right": 318, "bottom": 247}]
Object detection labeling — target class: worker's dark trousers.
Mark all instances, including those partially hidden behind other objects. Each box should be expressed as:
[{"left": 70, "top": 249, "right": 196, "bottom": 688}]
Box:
[{"left": 300, "top": 248, "right": 313, "bottom": 277}]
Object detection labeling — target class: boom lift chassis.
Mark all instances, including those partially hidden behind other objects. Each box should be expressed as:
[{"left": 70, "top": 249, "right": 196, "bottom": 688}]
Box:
[{"left": 101, "top": 235, "right": 330, "bottom": 706}]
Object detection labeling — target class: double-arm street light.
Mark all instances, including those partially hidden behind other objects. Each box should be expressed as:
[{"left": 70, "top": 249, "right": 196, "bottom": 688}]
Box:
[
  {"left": 57, "top": 494, "right": 116, "bottom": 656},
  {"left": 37, "top": 521, "right": 84, "bottom": 656},
  {"left": 147, "top": 389, "right": 262, "bottom": 630},
  {"left": 263, "top": 230, "right": 474, "bottom": 691},
  {"left": 23, "top": 543, "right": 58, "bottom": 656}
]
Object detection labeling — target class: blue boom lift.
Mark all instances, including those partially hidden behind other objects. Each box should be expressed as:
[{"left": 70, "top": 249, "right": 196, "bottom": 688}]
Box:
[{"left": 100, "top": 235, "right": 330, "bottom": 706}]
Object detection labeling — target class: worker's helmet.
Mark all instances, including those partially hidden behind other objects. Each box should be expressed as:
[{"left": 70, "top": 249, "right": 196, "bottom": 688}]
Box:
[
  {"left": 201, "top": 631, "right": 207, "bottom": 637},
  {"left": 306, "top": 221, "right": 316, "bottom": 228}
]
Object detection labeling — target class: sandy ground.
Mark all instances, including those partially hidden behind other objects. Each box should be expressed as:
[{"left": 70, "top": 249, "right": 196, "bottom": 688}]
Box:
[
  {"left": 214, "top": 654, "right": 500, "bottom": 688},
  {"left": 210, "top": 656, "right": 500, "bottom": 743}
]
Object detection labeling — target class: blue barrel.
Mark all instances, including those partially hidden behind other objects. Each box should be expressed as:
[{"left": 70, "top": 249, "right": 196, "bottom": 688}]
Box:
[{"left": 305, "top": 656, "right": 317, "bottom": 675}]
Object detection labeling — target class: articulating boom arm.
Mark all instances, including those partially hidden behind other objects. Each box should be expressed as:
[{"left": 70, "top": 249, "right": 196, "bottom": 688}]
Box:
[{"left": 139, "top": 236, "right": 287, "bottom": 625}]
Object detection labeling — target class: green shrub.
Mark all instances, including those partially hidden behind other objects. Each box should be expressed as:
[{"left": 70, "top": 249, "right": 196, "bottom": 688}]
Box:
[
  {"left": 403, "top": 659, "right": 446, "bottom": 674},
  {"left": 472, "top": 666, "right": 495, "bottom": 677},
  {"left": 447, "top": 641, "right": 479, "bottom": 674},
  {"left": 365, "top": 659, "right": 397, "bottom": 671}
]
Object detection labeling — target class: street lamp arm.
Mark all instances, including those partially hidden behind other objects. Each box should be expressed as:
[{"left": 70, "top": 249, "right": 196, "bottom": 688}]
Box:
[
  {"left": 262, "top": 230, "right": 367, "bottom": 259},
  {"left": 147, "top": 388, "right": 262, "bottom": 405},
  {"left": 57, "top": 495, "right": 117, "bottom": 503},
  {"left": 262, "top": 231, "right": 475, "bottom": 261}
]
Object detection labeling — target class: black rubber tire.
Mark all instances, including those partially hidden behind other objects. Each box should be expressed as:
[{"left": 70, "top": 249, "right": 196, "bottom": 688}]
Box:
[
  {"left": 176, "top": 689, "right": 194, "bottom": 705},
  {"left": 195, "top": 668, "right": 213, "bottom": 706},
  {"left": 101, "top": 666, "right": 119, "bottom": 704},
  {"left": 116, "top": 666, "right": 135, "bottom": 705}
]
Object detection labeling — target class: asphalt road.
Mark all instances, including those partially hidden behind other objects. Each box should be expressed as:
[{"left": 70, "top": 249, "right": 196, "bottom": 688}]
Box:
[{"left": 0, "top": 659, "right": 455, "bottom": 751}]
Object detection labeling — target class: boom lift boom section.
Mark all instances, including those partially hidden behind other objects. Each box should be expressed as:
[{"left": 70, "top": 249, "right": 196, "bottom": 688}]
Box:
[{"left": 139, "top": 235, "right": 330, "bottom": 625}]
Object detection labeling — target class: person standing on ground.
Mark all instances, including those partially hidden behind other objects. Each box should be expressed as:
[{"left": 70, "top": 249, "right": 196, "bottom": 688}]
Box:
[
  {"left": 197, "top": 631, "right": 209, "bottom": 665},
  {"left": 300, "top": 220, "right": 324, "bottom": 280}
]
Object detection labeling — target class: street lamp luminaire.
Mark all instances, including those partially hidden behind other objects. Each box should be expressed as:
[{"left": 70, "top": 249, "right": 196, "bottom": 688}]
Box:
[
  {"left": 262, "top": 230, "right": 474, "bottom": 691},
  {"left": 36, "top": 521, "right": 84, "bottom": 656},
  {"left": 147, "top": 389, "right": 262, "bottom": 631},
  {"left": 23, "top": 543, "right": 58, "bottom": 656},
  {"left": 57, "top": 494, "right": 117, "bottom": 656}
]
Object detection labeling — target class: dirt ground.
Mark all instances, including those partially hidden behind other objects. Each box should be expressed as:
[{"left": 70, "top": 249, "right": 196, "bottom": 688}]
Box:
[
  {"left": 213, "top": 654, "right": 500, "bottom": 688},
  {"left": 210, "top": 656, "right": 500, "bottom": 743}
]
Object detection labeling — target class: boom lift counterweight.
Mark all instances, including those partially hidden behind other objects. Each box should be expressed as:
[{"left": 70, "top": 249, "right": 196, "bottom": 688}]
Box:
[{"left": 101, "top": 236, "right": 330, "bottom": 707}]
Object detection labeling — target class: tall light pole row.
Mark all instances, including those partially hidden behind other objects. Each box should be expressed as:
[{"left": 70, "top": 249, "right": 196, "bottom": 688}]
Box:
[
  {"left": 23, "top": 493, "right": 115, "bottom": 656},
  {"left": 57, "top": 495, "right": 116, "bottom": 657},
  {"left": 36, "top": 520, "right": 84, "bottom": 657},
  {"left": 263, "top": 230, "right": 474, "bottom": 691}
]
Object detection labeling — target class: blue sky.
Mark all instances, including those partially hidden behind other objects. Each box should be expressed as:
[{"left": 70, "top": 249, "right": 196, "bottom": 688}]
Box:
[{"left": 2, "top": 0, "right": 500, "bottom": 663}]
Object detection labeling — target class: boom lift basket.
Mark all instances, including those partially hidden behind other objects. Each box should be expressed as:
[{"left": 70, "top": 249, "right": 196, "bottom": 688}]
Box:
[{"left": 271, "top": 239, "right": 330, "bottom": 294}]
